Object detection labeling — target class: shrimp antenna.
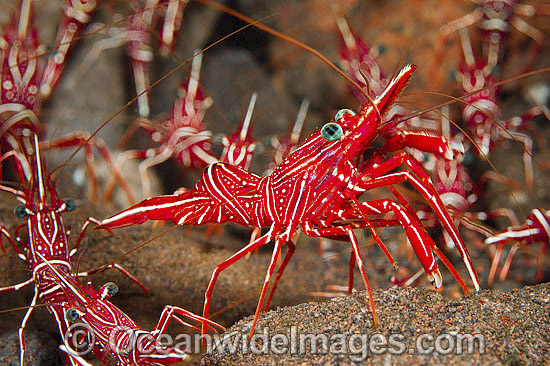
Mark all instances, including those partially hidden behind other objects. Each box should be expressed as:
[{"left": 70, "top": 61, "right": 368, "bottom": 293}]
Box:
[{"left": 194, "top": 0, "right": 380, "bottom": 118}]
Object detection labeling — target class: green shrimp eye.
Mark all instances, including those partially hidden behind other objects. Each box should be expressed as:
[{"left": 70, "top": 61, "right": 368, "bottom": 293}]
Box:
[
  {"left": 65, "top": 308, "right": 80, "bottom": 322},
  {"left": 463, "top": 151, "right": 474, "bottom": 165},
  {"left": 100, "top": 282, "right": 119, "bottom": 298},
  {"left": 448, "top": 70, "right": 458, "bottom": 82},
  {"left": 252, "top": 143, "right": 265, "bottom": 154},
  {"left": 321, "top": 123, "right": 344, "bottom": 141},
  {"left": 334, "top": 108, "right": 355, "bottom": 121},
  {"left": 65, "top": 200, "right": 76, "bottom": 211},
  {"left": 14, "top": 205, "right": 27, "bottom": 218}
]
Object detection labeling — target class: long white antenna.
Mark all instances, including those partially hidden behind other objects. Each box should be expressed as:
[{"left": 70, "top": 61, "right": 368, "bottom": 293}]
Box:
[
  {"left": 18, "top": 0, "right": 31, "bottom": 40},
  {"left": 33, "top": 134, "right": 46, "bottom": 209},
  {"left": 291, "top": 99, "right": 309, "bottom": 144},
  {"left": 240, "top": 92, "right": 257, "bottom": 141}
]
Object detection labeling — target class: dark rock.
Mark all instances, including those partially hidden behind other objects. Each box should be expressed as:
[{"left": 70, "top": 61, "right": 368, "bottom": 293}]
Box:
[{"left": 0, "top": 331, "right": 60, "bottom": 366}]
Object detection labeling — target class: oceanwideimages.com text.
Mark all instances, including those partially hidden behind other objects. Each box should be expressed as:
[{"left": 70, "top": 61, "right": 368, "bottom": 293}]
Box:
[{"left": 64, "top": 323, "right": 485, "bottom": 362}]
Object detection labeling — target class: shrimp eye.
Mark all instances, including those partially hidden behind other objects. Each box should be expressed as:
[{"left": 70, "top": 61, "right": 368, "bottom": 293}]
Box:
[
  {"left": 65, "top": 308, "right": 80, "bottom": 322},
  {"left": 321, "top": 123, "right": 344, "bottom": 141},
  {"left": 334, "top": 108, "right": 355, "bottom": 121},
  {"left": 14, "top": 205, "right": 27, "bottom": 218},
  {"left": 65, "top": 199, "right": 76, "bottom": 211},
  {"left": 100, "top": 282, "right": 119, "bottom": 299},
  {"left": 463, "top": 151, "right": 474, "bottom": 165},
  {"left": 448, "top": 70, "right": 458, "bottom": 82},
  {"left": 252, "top": 143, "right": 265, "bottom": 154},
  {"left": 489, "top": 65, "right": 500, "bottom": 76}
]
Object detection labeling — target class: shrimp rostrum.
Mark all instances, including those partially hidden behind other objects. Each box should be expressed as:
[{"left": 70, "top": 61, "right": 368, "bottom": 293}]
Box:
[{"left": 99, "top": 64, "right": 480, "bottom": 338}]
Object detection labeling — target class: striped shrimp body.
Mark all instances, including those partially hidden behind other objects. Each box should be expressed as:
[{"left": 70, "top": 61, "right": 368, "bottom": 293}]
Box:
[
  {"left": 0, "top": 135, "right": 223, "bottom": 365},
  {"left": 485, "top": 208, "right": 550, "bottom": 284},
  {"left": 100, "top": 65, "right": 480, "bottom": 339}
]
